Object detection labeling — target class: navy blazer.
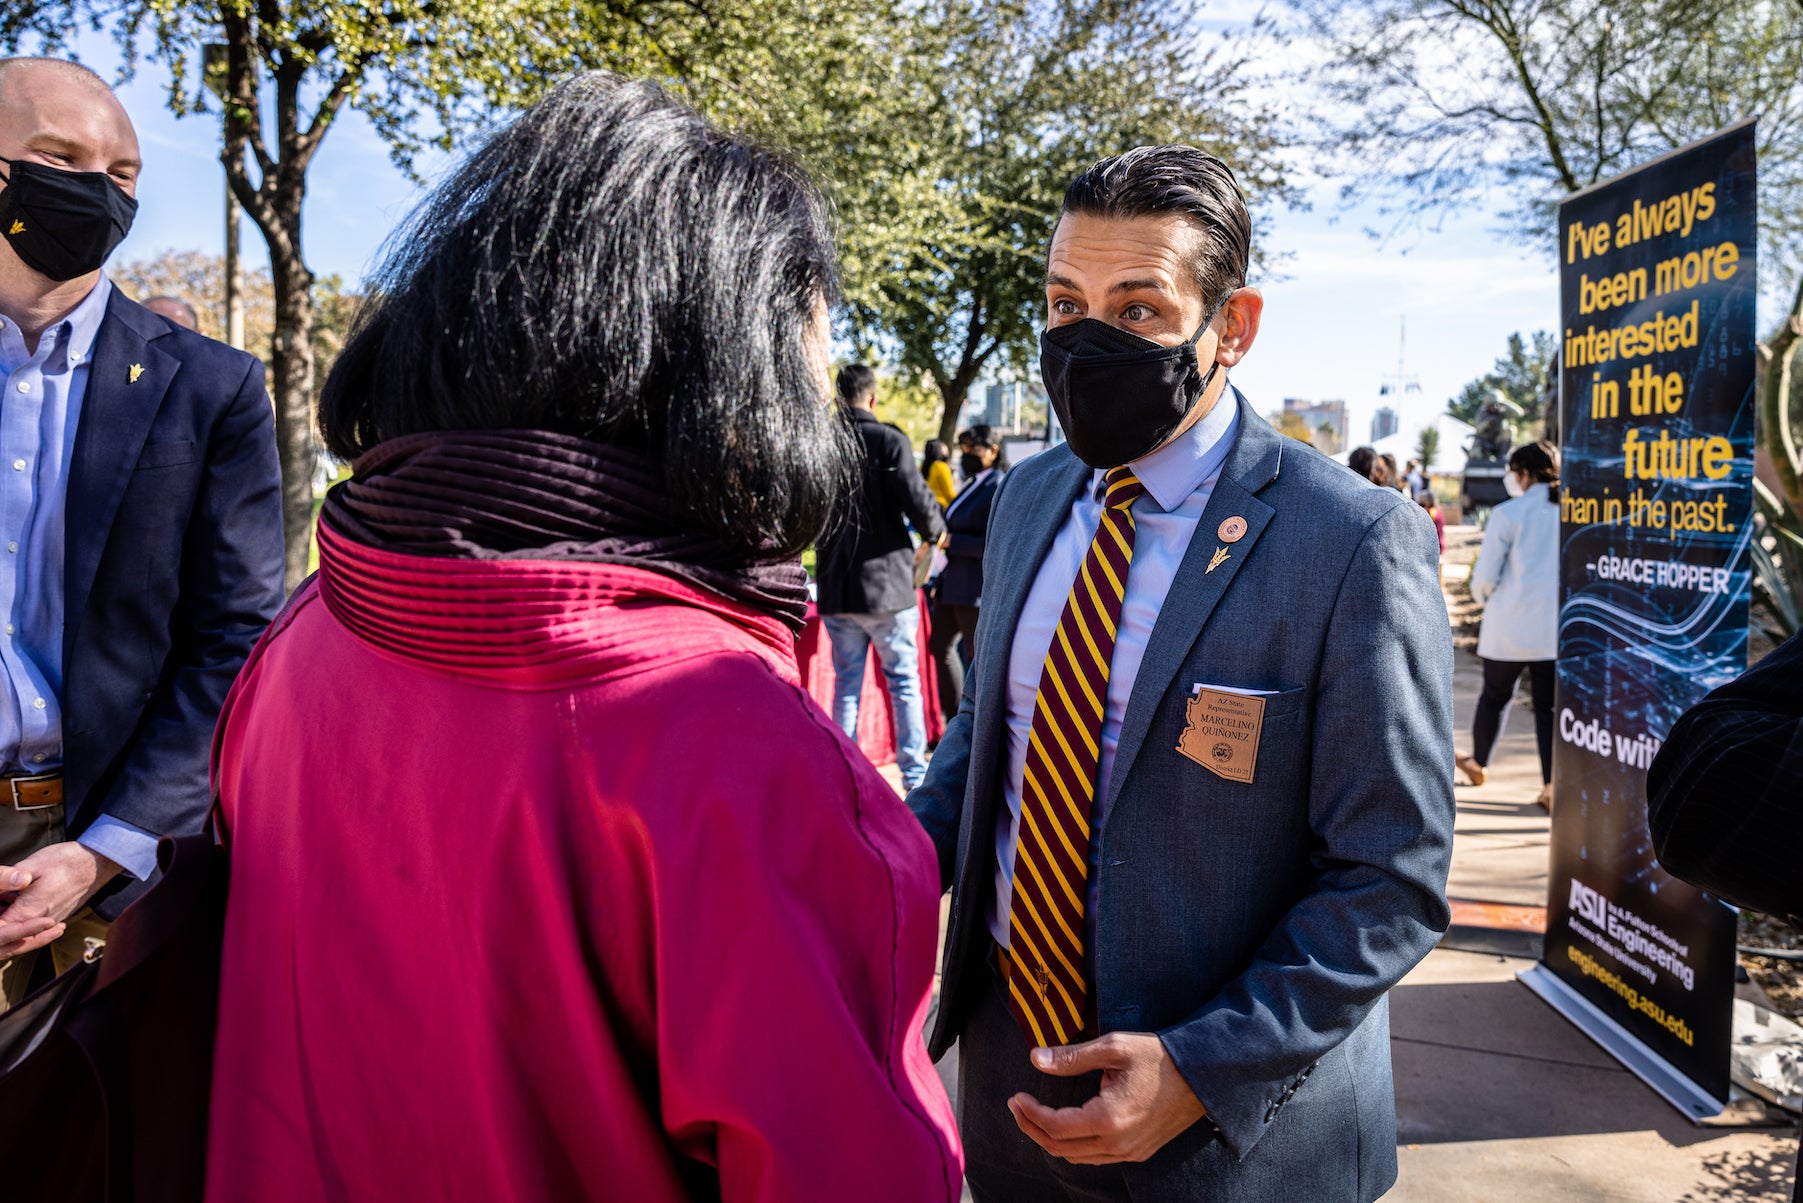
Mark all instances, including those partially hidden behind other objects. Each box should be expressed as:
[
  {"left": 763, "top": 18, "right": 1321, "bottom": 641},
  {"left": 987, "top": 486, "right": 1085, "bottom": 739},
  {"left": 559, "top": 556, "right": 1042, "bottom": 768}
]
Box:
[
  {"left": 935, "top": 467, "right": 1005, "bottom": 609},
  {"left": 909, "top": 396, "right": 1455, "bottom": 1202},
  {"left": 65, "top": 291, "right": 284, "bottom": 918}
]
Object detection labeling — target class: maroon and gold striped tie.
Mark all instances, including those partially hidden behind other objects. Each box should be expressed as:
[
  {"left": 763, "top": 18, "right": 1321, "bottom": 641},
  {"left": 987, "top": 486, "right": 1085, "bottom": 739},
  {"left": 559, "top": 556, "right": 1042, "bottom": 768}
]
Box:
[{"left": 1006, "top": 465, "right": 1144, "bottom": 1047}]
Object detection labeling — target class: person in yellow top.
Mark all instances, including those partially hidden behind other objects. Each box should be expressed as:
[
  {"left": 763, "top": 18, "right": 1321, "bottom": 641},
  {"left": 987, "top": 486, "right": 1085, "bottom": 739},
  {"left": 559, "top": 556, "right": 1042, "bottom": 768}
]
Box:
[{"left": 922, "top": 439, "right": 956, "bottom": 509}]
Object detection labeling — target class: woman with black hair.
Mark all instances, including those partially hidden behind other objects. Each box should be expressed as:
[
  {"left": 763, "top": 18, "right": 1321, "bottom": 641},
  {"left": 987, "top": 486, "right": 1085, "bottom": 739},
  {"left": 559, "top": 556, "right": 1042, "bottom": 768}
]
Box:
[
  {"left": 204, "top": 74, "right": 960, "bottom": 1202},
  {"left": 1458, "top": 440, "right": 1562, "bottom": 810}
]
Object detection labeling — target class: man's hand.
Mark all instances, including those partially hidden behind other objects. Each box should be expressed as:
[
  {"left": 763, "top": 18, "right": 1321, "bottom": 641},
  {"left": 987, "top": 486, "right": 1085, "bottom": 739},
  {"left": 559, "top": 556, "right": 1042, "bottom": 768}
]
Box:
[
  {"left": 0, "top": 841, "right": 121, "bottom": 958},
  {"left": 1009, "top": 1032, "right": 1207, "bottom": 1166}
]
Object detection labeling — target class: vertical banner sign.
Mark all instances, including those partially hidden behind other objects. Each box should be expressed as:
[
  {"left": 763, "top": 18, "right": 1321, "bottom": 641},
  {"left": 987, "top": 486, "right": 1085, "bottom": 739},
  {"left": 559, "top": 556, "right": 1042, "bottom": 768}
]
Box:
[{"left": 1521, "top": 121, "right": 1756, "bottom": 1117}]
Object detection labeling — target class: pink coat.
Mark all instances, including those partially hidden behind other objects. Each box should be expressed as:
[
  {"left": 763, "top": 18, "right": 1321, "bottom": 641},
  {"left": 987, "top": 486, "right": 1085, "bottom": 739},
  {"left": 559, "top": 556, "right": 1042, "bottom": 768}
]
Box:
[{"left": 206, "top": 520, "right": 962, "bottom": 1201}]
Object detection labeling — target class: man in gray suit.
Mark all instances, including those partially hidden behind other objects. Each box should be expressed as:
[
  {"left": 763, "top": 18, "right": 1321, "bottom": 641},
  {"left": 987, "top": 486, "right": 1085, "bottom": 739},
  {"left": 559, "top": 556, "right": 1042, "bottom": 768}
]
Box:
[{"left": 908, "top": 146, "right": 1456, "bottom": 1202}]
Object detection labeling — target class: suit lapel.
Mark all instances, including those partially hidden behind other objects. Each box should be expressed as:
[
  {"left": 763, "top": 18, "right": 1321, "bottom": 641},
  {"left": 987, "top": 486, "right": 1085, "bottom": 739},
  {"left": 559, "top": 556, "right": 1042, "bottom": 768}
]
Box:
[
  {"left": 65, "top": 293, "right": 175, "bottom": 661},
  {"left": 974, "top": 451, "right": 1089, "bottom": 703},
  {"left": 1103, "top": 395, "right": 1285, "bottom": 815}
]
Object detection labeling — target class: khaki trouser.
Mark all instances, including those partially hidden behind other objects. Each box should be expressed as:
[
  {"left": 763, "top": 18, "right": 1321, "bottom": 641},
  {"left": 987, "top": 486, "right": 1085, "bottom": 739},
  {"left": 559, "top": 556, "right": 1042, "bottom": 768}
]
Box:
[{"left": 0, "top": 802, "right": 111, "bottom": 1011}]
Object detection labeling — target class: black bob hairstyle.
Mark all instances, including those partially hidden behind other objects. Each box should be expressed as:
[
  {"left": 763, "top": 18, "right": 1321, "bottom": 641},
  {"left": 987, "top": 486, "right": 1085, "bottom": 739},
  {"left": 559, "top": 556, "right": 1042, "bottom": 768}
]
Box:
[{"left": 317, "top": 73, "right": 854, "bottom": 561}]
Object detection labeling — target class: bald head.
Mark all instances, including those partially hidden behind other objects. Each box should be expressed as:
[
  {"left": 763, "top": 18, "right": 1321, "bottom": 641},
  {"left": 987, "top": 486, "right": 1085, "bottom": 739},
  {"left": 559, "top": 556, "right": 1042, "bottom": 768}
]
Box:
[
  {"left": 0, "top": 57, "right": 113, "bottom": 106},
  {"left": 144, "top": 295, "right": 200, "bottom": 330},
  {"left": 0, "top": 56, "right": 139, "bottom": 193}
]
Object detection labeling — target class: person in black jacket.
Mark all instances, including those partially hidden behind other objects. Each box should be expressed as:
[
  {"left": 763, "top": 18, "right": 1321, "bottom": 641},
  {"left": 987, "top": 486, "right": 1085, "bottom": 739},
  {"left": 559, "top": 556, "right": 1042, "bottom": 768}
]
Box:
[
  {"left": 928, "top": 425, "right": 1008, "bottom": 718},
  {"left": 1648, "top": 629, "right": 1802, "bottom": 924},
  {"left": 1648, "top": 629, "right": 1801, "bottom": 1203},
  {"left": 816, "top": 364, "right": 944, "bottom": 788}
]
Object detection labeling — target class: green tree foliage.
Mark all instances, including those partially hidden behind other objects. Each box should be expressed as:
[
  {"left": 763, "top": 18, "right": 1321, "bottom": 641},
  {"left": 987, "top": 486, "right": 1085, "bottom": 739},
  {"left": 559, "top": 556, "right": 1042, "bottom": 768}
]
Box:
[
  {"left": 728, "top": 0, "right": 1296, "bottom": 445},
  {"left": 2, "top": 0, "right": 799, "bottom": 588},
  {"left": 1415, "top": 424, "right": 1439, "bottom": 471},
  {"left": 1449, "top": 330, "right": 1557, "bottom": 435},
  {"left": 1296, "top": 0, "right": 1803, "bottom": 292}
]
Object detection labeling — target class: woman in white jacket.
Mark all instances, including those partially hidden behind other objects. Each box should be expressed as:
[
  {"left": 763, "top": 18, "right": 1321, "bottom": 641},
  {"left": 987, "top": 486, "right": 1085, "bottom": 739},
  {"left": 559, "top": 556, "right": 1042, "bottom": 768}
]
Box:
[{"left": 1457, "top": 441, "right": 1561, "bottom": 809}]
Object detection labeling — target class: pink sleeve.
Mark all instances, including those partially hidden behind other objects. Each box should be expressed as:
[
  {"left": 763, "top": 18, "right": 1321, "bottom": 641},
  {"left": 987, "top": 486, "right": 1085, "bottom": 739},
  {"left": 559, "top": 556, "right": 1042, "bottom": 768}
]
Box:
[{"left": 650, "top": 693, "right": 962, "bottom": 1203}]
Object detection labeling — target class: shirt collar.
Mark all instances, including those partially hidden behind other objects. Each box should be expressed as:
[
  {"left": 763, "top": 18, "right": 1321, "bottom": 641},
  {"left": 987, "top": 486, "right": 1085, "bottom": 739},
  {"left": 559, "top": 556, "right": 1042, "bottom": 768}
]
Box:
[
  {"left": 1091, "top": 383, "right": 1241, "bottom": 512},
  {"left": 0, "top": 275, "right": 112, "bottom": 374}
]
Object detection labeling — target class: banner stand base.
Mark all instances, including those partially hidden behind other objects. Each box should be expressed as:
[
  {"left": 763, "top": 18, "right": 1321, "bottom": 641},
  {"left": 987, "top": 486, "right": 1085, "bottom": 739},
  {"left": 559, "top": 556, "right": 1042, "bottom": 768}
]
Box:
[{"left": 1519, "top": 965, "right": 1726, "bottom": 1122}]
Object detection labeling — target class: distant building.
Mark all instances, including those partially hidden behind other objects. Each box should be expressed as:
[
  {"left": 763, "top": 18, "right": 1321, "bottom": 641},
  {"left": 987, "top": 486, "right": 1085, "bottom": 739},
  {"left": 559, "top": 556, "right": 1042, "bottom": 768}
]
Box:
[
  {"left": 1283, "top": 397, "right": 1349, "bottom": 455},
  {"left": 1371, "top": 406, "right": 1399, "bottom": 441},
  {"left": 962, "top": 379, "right": 1049, "bottom": 436}
]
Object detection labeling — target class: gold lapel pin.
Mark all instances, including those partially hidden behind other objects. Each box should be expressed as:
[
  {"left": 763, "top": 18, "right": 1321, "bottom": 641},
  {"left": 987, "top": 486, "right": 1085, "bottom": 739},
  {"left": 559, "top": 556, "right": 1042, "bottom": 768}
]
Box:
[
  {"left": 1207, "top": 546, "right": 1230, "bottom": 574},
  {"left": 129, "top": 363, "right": 144, "bottom": 384},
  {"left": 6, "top": 220, "right": 22, "bottom": 236},
  {"left": 1218, "top": 516, "right": 1248, "bottom": 543}
]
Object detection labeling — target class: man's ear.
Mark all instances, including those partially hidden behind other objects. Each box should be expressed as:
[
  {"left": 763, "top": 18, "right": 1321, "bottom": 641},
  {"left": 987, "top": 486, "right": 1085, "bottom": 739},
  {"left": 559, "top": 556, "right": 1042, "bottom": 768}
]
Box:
[{"left": 1214, "top": 287, "right": 1263, "bottom": 367}]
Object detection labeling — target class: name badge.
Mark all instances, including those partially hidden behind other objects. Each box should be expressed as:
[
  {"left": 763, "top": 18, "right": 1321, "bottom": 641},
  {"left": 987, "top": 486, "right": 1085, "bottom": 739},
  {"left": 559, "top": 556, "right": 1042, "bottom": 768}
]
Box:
[{"left": 1176, "top": 687, "right": 1266, "bottom": 784}]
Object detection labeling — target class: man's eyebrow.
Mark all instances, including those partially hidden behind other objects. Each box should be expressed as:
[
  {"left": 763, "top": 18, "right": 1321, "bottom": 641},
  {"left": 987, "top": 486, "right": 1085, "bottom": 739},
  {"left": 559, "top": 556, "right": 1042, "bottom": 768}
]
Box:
[
  {"left": 1107, "top": 278, "right": 1172, "bottom": 296},
  {"left": 1043, "top": 273, "right": 1173, "bottom": 296}
]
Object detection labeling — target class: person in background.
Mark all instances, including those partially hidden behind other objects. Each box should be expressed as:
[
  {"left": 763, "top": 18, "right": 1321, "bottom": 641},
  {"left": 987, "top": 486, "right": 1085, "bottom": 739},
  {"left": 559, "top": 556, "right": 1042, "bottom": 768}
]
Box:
[
  {"left": 1347, "top": 444, "right": 1379, "bottom": 483},
  {"left": 142, "top": 294, "right": 199, "bottom": 331},
  {"left": 1405, "top": 458, "right": 1426, "bottom": 499},
  {"left": 923, "top": 439, "right": 957, "bottom": 510},
  {"left": 1419, "top": 488, "right": 1445, "bottom": 554},
  {"left": 205, "top": 75, "right": 961, "bottom": 1202},
  {"left": 928, "top": 425, "right": 1007, "bottom": 719},
  {"left": 817, "top": 363, "right": 945, "bottom": 790},
  {"left": 1457, "top": 441, "right": 1560, "bottom": 810},
  {"left": 0, "top": 57, "right": 283, "bottom": 1000},
  {"left": 1381, "top": 452, "right": 1405, "bottom": 493}
]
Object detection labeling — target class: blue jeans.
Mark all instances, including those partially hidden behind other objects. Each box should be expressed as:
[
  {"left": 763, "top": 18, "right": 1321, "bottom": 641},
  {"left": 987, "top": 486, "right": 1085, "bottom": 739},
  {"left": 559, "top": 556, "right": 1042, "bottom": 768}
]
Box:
[{"left": 821, "top": 607, "right": 929, "bottom": 789}]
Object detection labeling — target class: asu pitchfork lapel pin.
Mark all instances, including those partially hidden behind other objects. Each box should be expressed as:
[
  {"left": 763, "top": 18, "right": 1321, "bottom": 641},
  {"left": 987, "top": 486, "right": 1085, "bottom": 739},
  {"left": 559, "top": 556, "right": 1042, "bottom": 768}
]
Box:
[
  {"left": 1207, "top": 546, "right": 1230, "bottom": 574},
  {"left": 129, "top": 364, "right": 144, "bottom": 384}
]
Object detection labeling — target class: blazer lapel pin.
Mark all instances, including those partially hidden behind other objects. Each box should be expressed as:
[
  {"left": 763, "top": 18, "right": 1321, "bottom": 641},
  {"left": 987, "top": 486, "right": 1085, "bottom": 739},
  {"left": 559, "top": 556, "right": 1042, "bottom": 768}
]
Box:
[
  {"left": 129, "top": 363, "right": 144, "bottom": 384},
  {"left": 1207, "top": 546, "right": 1230, "bottom": 574}
]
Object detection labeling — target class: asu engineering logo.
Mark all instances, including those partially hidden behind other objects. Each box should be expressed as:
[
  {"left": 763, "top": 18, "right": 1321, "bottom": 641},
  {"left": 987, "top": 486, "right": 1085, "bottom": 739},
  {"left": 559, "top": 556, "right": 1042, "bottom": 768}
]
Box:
[{"left": 6, "top": 220, "right": 22, "bottom": 236}]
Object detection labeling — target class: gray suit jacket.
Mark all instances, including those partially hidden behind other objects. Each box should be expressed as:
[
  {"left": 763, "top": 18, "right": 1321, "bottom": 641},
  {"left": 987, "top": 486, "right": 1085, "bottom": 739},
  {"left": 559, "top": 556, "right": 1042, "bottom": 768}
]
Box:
[{"left": 909, "top": 394, "right": 1455, "bottom": 1202}]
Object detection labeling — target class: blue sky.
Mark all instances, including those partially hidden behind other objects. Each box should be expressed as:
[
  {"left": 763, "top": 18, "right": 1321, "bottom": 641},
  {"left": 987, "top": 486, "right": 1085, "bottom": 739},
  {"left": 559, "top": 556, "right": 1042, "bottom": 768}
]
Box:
[{"left": 79, "top": 25, "right": 1564, "bottom": 453}]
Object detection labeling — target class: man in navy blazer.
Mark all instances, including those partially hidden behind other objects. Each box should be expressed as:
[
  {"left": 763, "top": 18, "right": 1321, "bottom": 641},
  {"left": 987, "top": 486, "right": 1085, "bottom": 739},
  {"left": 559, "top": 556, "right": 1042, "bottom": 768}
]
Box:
[
  {"left": 0, "top": 58, "right": 282, "bottom": 1004},
  {"left": 909, "top": 146, "right": 1455, "bottom": 1201}
]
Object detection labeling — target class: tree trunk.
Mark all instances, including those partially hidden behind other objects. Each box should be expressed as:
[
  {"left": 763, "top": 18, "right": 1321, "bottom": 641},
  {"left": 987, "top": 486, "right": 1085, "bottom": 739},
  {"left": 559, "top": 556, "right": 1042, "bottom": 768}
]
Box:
[
  {"left": 269, "top": 250, "right": 317, "bottom": 592},
  {"left": 936, "top": 377, "right": 971, "bottom": 446},
  {"left": 1757, "top": 272, "right": 1803, "bottom": 515}
]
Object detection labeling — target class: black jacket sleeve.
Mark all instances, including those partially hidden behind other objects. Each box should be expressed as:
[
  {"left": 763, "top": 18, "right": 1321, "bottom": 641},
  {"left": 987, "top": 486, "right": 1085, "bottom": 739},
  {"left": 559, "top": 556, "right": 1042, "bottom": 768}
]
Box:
[
  {"left": 883, "top": 429, "right": 944, "bottom": 542},
  {"left": 1647, "top": 630, "right": 1803, "bottom": 925}
]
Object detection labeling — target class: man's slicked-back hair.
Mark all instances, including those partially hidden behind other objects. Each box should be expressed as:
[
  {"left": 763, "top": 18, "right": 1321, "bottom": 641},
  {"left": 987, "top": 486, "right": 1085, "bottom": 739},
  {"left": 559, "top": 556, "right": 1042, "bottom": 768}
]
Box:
[
  {"left": 1060, "top": 145, "right": 1252, "bottom": 312},
  {"left": 317, "top": 72, "right": 855, "bottom": 561}
]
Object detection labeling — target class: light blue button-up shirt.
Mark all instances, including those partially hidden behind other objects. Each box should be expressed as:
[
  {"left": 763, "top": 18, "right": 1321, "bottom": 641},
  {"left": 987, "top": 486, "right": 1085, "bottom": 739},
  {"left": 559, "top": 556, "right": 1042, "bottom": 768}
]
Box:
[
  {"left": 990, "top": 387, "right": 1242, "bottom": 948},
  {"left": 0, "top": 276, "right": 158, "bottom": 880}
]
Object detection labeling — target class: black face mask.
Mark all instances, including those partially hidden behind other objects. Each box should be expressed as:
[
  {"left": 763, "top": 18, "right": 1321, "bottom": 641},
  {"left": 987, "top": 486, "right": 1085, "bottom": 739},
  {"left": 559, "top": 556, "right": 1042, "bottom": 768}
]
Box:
[
  {"left": 959, "top": 452, "right": 987, "bottom": 478},
  {"left": 0, "top": 158, "right": 138, "bottom": 282},
  {"left": 1039, "top": 305, "right": 1226, "bottom": 469}
]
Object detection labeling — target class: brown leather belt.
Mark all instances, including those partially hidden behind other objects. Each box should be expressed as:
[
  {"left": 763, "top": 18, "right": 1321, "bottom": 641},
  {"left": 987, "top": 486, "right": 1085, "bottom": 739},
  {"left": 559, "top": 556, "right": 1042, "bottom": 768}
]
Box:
[{"left": 2, "top": 771, "right": 62, "bottom": 812}]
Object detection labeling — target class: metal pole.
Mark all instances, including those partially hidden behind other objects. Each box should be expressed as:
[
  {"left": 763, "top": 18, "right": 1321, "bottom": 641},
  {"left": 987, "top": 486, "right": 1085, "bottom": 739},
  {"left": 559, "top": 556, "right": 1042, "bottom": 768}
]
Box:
[{"left": 224, "top": 180, "right": 244, "bottom": 350}]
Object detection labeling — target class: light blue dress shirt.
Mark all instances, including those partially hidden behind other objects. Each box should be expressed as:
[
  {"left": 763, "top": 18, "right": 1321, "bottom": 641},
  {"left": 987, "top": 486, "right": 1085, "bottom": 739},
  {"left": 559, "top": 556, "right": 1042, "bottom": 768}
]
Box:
[
  {"left": 0, "top": 276, "right": 158, "bottom": 880},
  {"left": 989, "top": 388, "right": 1242, "bottom": 948}
]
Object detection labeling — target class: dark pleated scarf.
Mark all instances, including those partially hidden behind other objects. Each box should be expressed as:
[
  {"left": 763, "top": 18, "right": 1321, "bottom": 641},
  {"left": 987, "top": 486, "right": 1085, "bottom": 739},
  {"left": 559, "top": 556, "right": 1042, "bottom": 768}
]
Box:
[{"left": 320, "top": 429, "right": 811, "bottom": 632}]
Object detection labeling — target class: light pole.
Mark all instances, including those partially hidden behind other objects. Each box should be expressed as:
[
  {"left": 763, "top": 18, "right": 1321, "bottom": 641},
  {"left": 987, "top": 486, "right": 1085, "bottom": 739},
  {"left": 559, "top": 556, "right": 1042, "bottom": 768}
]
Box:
[{"left": 202, "top": 43, "right": 244, "bottom": 351}]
